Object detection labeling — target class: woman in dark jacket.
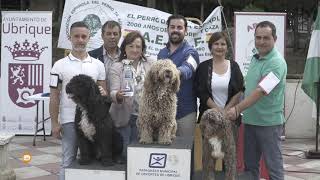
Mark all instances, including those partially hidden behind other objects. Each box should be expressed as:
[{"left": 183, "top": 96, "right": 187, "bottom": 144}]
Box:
[
  {"left": 195, "top": 31, "right": 244, "bottom": 123},
  {"left": 194, "top": 31, "right": 245, "bottom": 176}
]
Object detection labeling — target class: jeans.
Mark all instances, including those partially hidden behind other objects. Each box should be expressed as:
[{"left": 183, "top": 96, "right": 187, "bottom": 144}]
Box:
[
  {"left": 59, "top": 122, "right": 78, "bottom": 180},
  {"left": 176, "top": 112, "right": 197, "bottom": 137},
  {"left": 116, "top": 114, "right": 138, "bottom": 158},
  {"left": 244, "top": 124, "right": 284, "bottom": 180}
]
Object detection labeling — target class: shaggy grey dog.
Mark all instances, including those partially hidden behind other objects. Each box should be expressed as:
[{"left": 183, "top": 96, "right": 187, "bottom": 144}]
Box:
[
  {"left": 200, "top": 108, "right": 237, "bottom": 180},
  {"left": 66, "top": 74, "right": 123, "bottom": 166},
  {"left": 137, "top": 60, "right": 180, "bottom": 144}
]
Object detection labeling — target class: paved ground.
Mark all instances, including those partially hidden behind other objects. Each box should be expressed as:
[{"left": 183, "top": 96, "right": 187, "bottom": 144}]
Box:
[{"left": 5, "top": 136, "right": 320, "bottom": 180}]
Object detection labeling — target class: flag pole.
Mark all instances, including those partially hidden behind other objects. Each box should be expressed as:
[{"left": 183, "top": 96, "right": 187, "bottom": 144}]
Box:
[
  {"left": 306, "top": 78, "right": 320, "bottom": 158},
  {"left": 306, "top": 1, "right": 320, "bottom": 158},
  {"left": 318, "top": 0, "right": 320, "bottom": 153},
  {"left": 317, "top": 77, "right": 320, "bottom": 151}
]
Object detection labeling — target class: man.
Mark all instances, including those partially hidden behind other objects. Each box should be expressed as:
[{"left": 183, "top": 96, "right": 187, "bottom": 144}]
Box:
[
  {"left": 158, "top": 15, "right": 200, "bottom": 137},
  {"left": 49, "top": 21, "right": 106, "bottom": 180},
  {"left": 227, "top": 21, "right": 287, "bottom": 180},
  {"left": 89, "top": 20, "right": 121, "bottom": 91}
]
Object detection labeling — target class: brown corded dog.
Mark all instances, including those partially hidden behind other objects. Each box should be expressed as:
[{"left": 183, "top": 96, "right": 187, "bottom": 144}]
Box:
[
  {"left": 200, "top": 108, "right": 237, "bottom": 180},
  {"left": 137, "top": 60, "right": 180, "bottom": 144}
]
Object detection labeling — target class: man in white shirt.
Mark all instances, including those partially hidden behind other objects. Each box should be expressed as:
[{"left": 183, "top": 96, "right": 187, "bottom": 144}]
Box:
[{"left": 49, "top": 21, "right": 106, "bottom": 180}]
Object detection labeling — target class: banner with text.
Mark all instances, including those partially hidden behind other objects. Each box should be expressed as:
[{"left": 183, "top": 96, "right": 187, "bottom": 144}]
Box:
[
  {"left": 58, "top": 0, "right": 222, "bottom": 62},
  {"left": 1, "top": 11, "right": 52, "bottom": 134},
  {"left": 234, "top": 12, "right": 286, "bottom": 76}
]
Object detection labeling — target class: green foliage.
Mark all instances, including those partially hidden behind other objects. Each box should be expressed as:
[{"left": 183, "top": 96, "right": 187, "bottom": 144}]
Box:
[
  {"left": 223, "top": 27, "right": 234, "bottom": 61},
  {"left": 242, "top": 3, "right": 265, "bottom": 12}
]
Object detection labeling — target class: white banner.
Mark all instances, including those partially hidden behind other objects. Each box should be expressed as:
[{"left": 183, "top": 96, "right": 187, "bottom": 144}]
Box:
[
  {"left": 1, "top": 11, "right": 52, "bottom": 135},
  {"left": 58, "top": 0, "right": 222, "bottom": 62},
  {"left": 234, "top": 12, "right": 286, "bottom": 76}
]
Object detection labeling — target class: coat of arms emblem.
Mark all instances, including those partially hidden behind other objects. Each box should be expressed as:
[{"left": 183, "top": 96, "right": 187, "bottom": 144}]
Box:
[{"left": 5, "top": 40, "right": 47, "bottom": 108}]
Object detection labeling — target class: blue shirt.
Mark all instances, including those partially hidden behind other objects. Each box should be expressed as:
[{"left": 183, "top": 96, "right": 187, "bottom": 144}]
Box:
[{"left": 157, "top": 41, "right": 200, "bottom": 119}]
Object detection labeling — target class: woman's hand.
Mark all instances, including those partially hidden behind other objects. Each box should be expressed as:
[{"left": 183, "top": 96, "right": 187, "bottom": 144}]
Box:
[{"left": 116, "top": 90, "right": 125, "bottom": 103}]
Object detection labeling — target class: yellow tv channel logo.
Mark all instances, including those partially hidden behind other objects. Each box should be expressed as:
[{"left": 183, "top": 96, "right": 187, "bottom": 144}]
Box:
[
  {"left": 22, "top": 152, "right": 32, "bottom": 163},
  {"left": 206, "top": 33, "right": 213, "bottom": 43}
]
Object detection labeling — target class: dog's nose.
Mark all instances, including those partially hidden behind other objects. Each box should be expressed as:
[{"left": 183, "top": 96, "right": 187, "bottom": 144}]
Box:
[{"left": 165, "top": 70, "right": 172, "bottom": 78}]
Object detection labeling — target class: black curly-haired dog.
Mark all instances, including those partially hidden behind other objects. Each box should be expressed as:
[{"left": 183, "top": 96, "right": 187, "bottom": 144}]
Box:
[{"left": 66, "top": 74, "right": 123, "bottom": 166}]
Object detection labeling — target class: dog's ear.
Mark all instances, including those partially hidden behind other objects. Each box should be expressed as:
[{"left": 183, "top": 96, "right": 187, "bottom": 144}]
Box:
[
  {"left": 87, "top": 81, "right": 99, "bottom": 102},
  {"left": 172, "top": 73, "right": 180, "bottom": 92},
  {"left": 200, "top": 110, "right": 210, "bottom": 135},
  {"left": 103, "top": 96, "right": 112, "bottom": 110},
  {"left": 144, "top": 69, "right": 155, "bottom": 91},
  {"left": 104, "top": 96, "right": 112, "bottom": 105},
  {"left": 223, "top": 118, "right": 232, "bottom": 132},
  {"left": 199, "top": 120, "right": 205, "bottom": 133}
]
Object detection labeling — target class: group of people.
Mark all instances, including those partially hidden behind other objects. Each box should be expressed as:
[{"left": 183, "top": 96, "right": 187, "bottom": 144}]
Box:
[
  {"left": 49, "top": 13, "right": 287, "bottom": 180},
  {"left": 195, "top": 21, "right": 287, "bottom": 180}
]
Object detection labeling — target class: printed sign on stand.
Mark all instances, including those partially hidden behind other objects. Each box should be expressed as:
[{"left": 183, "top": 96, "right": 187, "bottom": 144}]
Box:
[{"left": 127, "top": 147, "right": 191, "bottom": 180}]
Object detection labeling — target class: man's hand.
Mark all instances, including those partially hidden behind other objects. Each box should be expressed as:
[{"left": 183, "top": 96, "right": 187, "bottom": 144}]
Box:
[
  {"left": 50, "top": 86, "right": 62, "bottom": 139},
  {"left": 226, "top": 107, "right": 238, "bottom": 121},
  {"left": 98, "top": 86, "right": 107, "bottom": 96},
  {"left": 214, "top": 107, "right": 224, "bottom": 114},
  {"left": 52, "top": 123, "right": 62, "bottom": 139}
]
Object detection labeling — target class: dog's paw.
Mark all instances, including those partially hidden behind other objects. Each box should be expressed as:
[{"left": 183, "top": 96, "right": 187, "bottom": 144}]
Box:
[
  {"left": 158, "top": 139, "right": 172, "bottom": 145},
  {"left": 170, "top": 135, "right": 176, "bottom": 141},
  {"left": 203, "top": 171, "right": 216, "bottom": 180},
  {"left": 78, "top": 158, "right": 91, "bottom": 165},
  {"left": 101, "top": 159, "right": 114, "bottom": 167},
  {"left": 211, "top": 151, "right": 225, "bottom": 159},
  {"left": 139, "top": 139, "right": 153, "bottom": 144}
]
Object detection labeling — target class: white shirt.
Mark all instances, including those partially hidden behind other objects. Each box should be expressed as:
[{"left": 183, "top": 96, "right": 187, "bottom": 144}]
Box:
[
  {"left": 102, "top": 46, "right": 120, "bottom": 63},
  {"left": 211, "top": 60, "right": 231, "bottom": 108},
  {"left": 50, "top": 53, "right": 106, "bottom": 124},
  {"left": 102, "top": 47, "right": 120, "bottom": 90}
]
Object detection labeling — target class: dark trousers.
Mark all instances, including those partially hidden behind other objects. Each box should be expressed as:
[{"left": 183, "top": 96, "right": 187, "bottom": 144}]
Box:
[
  {"left": 116, "top": 114, "right": 138, "bottom": 158},
  {"left": 244, "top": 124, "right": 284, "bottom": 180}
]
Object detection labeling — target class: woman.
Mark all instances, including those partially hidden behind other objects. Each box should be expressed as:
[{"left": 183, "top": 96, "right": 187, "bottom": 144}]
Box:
[
  {"left": 195, "top": 31, "right": 244, "bottom": 122},
  {"left": 109, "top": 31, "right": 155, "bottom": 161},
  {"left": 194, "top": 31, "right": 244, "bottom": 175}
]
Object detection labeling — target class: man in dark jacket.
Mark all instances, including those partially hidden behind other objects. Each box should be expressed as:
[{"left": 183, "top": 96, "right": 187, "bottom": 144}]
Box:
[{"left": 89, "top": 20, "right": 121, "bottom": 91}]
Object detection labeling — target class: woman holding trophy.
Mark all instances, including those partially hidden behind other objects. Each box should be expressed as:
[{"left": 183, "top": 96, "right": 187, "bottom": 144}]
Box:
[{"left": 109, "top": 31, "right": 155, "bottom": 162}]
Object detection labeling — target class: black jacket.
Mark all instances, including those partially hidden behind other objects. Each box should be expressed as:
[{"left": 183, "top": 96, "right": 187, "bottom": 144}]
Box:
[
  {"left": 194, "top": 59, "right": 245, "bottom": 122},
  {"left": 88, "top": 46, "right": 104, "bottom": 63}
]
